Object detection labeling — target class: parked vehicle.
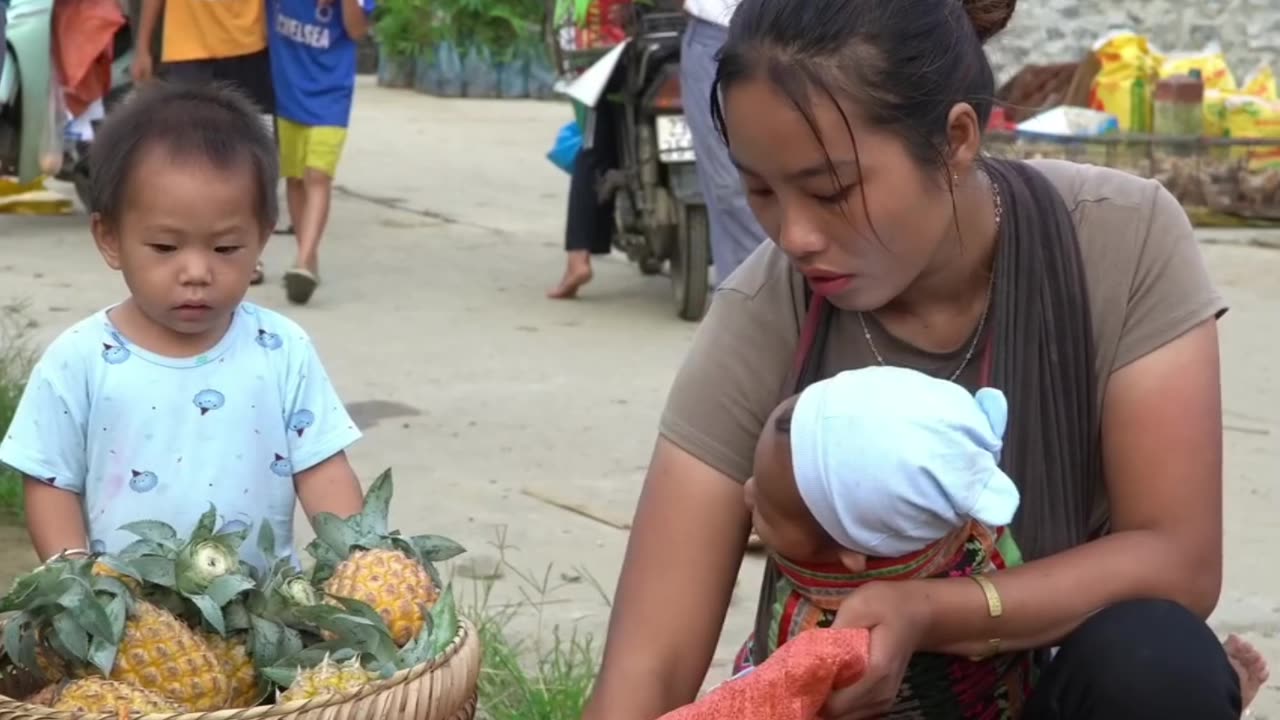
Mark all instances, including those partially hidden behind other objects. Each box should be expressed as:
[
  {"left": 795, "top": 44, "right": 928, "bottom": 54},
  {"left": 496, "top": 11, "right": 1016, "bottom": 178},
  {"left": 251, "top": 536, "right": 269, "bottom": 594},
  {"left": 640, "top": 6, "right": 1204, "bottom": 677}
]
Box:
[
  {"left": 0, "top": 0, "right": 136, "bottom": 207},
  {"left": 548, "top": 0, "right": 711, "bottom": 321},
  {"left": 612, "top": 6, "right": 709, "bottom": 321}
]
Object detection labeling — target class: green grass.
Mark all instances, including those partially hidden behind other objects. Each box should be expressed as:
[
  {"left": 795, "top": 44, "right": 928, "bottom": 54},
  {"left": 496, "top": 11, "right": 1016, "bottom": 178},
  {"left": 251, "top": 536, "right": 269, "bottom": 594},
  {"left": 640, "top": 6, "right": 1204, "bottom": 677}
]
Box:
[
  {"left": 459, "top": 528, "right": 608, "bottom": 720},
  {"left": 0, "top": 301, "right": 35, "bottom": 520}
]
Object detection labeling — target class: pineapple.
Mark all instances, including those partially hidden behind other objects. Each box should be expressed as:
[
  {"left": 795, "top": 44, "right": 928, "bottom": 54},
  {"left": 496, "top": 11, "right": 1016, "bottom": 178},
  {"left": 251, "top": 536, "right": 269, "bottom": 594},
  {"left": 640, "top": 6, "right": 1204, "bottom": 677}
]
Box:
[
  {"left": 254, "top": 471, "right": 467, "bottom": 698},
  {"left": 278, "top": 654, "right": 380, "bottom": 703},
  {"left": 99, "top": 599, "right": 230, "bottom": 711},
  {"left": 1, "top": 551, "right": 232, "bottom": 711},
  {"left": 109, "top": 507, "right": 269, "bottom": 709},
  {"left": 203, "top": 632, "right": 264, "bottom": 708},
  {"left": 239, "top": 523, "right": 401, "bottom": 704},
  {"left": 326, "top": 549, "right": 437, "bottom": 646},
  {"left": 92, "top": 560, "right": 141, "bottom": 592},
  {"left": 52, "top": 677, "right": 184, "bottom": 714},
  {"left": 305, "top": 469, "right": 465, "bottom": 648}
]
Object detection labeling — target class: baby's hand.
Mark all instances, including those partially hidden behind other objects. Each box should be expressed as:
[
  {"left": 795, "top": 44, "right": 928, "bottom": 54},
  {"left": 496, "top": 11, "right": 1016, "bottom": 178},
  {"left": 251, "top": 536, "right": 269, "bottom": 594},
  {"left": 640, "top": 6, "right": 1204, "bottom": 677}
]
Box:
[{"left": 839, "top": 550, "right": 868, "bottom": 573}]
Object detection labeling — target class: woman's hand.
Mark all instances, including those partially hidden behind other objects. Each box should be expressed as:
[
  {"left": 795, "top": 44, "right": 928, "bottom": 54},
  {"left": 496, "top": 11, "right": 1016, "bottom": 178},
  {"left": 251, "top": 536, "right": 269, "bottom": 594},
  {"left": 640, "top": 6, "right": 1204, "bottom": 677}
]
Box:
[{"left": 820, "top": 580, "right": 933, "bottom": 720}]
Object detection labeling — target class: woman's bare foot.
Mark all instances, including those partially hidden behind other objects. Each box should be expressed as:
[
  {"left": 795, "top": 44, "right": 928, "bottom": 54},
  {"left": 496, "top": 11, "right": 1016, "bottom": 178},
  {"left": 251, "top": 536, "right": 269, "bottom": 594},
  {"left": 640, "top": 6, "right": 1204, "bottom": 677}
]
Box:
[
  {"left": 547, "top": 252, "right": 593, "bottom": 299},
  {"left": 1226, "top": 634, "right": 1269, "bottom": 713}
]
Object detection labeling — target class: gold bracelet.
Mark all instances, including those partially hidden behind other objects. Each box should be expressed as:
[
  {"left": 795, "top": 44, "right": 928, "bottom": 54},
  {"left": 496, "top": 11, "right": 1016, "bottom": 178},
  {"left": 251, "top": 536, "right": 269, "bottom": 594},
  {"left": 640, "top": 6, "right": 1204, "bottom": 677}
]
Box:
[
  {"left": 969, "top": 574, "right": 1003, "bottom": 618},
  {"left": 968, "top": 574, "right": 1003, "bottom": 661}
]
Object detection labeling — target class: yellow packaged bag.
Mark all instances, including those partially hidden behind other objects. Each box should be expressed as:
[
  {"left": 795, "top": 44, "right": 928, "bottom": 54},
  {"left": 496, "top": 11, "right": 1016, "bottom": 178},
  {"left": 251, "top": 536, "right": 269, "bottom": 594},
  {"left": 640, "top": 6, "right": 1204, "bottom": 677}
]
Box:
[
  {"left": 1224, "top": 94, "right": 1280, "bottom": 169},
  {"left": 1089, "top": 31, "right": 1161, "bottom": 132},
  {"left": 1159, "top": 43, "right": 1238, "bottom": 93},
  {"left": 1203, "top": 89, "right": 1228, "bottom": 137},
  {"left": 1242, "top": 62, "right": 1277, "bottom": 100},
  {"left": 1203, "top": 64, "right": 1276, "bottom": 142}
]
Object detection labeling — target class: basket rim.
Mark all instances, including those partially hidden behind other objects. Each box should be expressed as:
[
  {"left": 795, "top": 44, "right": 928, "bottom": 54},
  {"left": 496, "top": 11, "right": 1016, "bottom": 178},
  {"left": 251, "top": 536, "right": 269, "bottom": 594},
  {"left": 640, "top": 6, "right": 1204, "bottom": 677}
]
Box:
[{"left": 0, "top": 616, "right": 480, "bottom": 720}]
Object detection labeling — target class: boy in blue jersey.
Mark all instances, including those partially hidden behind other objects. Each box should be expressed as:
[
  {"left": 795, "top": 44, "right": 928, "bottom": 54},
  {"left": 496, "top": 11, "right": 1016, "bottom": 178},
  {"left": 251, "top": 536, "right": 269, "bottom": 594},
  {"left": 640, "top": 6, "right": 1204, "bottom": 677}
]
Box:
[
  {"left": 0, "top": 82, "right": 366, "bottom": 572},
  {"left": 268, "top": 0, "right": 372, "bottom": 305}
]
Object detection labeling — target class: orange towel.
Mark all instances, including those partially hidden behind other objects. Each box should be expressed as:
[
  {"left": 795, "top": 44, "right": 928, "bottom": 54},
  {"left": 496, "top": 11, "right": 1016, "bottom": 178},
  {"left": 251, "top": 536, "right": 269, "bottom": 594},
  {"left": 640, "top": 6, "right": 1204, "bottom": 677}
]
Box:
[{"left": 658, "top": 628, "right": 872, "bottom": 720}]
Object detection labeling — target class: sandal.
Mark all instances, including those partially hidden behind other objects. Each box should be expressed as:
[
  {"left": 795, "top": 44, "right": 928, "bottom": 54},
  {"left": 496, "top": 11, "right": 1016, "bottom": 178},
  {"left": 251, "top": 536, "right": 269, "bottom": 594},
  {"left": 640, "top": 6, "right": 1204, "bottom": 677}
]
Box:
[
  {"left": 250, "top": 261, "right": 265, "bottom": 286},
  {"left": 284, "top": 267, "right": 319, "bottom": 305}
]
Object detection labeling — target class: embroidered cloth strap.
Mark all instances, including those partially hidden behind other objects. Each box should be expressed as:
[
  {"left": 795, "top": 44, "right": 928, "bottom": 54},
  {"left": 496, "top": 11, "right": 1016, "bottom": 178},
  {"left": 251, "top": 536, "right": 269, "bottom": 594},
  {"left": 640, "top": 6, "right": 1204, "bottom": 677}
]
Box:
[
  {"left": 774, "top": 523, "right": 1016, "bottom": 612},
  {"left": 738, "top": 524, "right": 1035, "bottom": 719}
]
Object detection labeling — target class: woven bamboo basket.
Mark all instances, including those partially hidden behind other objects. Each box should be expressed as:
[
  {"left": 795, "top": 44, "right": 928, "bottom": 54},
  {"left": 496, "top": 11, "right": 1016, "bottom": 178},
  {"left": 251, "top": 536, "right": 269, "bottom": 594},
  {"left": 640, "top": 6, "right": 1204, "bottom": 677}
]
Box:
[{"left": 0, "top": 617, "right": 482, "bottom": 720}]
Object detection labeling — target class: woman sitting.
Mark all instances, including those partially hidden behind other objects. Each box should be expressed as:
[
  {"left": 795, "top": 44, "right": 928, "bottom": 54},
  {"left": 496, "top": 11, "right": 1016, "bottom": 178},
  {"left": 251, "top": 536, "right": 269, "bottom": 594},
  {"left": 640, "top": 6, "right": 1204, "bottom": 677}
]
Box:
[{"left": 581, "top": 0, "right": 1269, "bottom": 717}]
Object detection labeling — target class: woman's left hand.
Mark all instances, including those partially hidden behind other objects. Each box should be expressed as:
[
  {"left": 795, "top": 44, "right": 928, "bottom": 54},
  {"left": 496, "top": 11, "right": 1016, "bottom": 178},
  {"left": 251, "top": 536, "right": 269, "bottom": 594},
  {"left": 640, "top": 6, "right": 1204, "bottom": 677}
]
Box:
[{"left": 820, "top": 580, "right": 933, "bottom": 720}]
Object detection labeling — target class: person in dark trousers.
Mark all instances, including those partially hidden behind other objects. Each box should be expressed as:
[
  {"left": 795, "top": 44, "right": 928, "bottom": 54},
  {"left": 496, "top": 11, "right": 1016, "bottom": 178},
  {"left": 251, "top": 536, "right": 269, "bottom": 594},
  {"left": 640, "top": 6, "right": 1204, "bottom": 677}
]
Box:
[{"left": 547, "top": 97, "right": 621, "bottom": 300}]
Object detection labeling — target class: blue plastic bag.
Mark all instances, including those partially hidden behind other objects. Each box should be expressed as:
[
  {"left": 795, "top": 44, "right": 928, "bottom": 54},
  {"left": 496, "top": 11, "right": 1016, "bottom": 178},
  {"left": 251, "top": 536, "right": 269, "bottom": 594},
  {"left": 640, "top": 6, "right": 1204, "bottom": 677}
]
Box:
[{"left": 546, "top": 121, "right": 583, "bottom": 174}]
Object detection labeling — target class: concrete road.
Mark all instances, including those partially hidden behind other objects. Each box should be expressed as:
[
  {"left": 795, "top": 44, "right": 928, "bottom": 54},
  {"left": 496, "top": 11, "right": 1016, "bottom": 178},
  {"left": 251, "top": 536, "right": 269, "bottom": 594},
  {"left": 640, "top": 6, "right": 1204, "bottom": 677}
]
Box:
[{"left": 2, "top": 78, "right": 1279, "bottom": 713}]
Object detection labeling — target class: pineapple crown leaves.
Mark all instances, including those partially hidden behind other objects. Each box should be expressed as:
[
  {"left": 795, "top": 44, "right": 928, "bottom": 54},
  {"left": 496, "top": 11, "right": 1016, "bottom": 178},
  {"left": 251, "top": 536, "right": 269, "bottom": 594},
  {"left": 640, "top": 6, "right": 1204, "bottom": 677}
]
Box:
[
  {"left": 1, "top": 556, "right": 131, "bottom": 678},
  {"left": 397, "top": 585, "right": 460, "bottom": 669},
  {"left": 260, "top": 647, "right": 381, "bottom": 691},
  {"left": 258, "top": 598, "right": 401, "bottom": 688},
  {"left": 304, "top": 469, "right": 467, "bottom": 584},
  {"left": 242, "top": 557, "right": 331, "bottom": 672},
  {"left": 297, "top": 596, "right": 400, "bottom": 665},
  {"left": 114, "top": 505, "right": 257, "bottom": 637},
  {"left": 248, "top": 613, "right": 306, "bottom": 674}
]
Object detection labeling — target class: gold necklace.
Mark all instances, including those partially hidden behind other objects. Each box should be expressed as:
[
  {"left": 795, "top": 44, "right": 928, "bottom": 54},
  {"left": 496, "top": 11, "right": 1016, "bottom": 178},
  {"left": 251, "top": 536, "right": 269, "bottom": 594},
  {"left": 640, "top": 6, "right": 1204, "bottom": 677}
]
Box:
[{"left": 857, "top": 171, "right": 1003, "bottom": 382}]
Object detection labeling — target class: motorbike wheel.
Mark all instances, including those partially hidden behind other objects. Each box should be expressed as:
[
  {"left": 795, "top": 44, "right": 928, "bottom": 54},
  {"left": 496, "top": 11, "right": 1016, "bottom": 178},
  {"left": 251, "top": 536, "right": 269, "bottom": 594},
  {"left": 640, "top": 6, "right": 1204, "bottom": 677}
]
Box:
[{"left": 672, "top": 202, "right": 711, "bottom": 322}]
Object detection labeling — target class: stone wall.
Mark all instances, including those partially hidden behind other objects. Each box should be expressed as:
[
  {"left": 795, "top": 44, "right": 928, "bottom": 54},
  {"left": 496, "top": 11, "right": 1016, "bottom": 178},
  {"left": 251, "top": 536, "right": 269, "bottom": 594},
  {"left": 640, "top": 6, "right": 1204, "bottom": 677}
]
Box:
[{"left": 985, "top": 0, "right": 1280, "bottom": 84}]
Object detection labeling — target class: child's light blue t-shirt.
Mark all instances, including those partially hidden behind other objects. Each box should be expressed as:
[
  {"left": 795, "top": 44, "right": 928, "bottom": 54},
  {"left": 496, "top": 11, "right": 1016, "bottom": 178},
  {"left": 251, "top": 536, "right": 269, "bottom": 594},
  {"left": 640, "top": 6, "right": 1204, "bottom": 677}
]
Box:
[{"left": 0, "top": 302, "right": 362, "bottom": 571}]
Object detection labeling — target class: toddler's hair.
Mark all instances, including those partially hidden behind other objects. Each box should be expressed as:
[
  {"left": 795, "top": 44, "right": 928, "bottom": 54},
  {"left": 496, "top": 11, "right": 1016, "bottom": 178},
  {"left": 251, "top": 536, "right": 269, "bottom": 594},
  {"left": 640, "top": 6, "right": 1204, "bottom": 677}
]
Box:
[{"left": 87, "top": 81, "right": 279, "bottom": 230}]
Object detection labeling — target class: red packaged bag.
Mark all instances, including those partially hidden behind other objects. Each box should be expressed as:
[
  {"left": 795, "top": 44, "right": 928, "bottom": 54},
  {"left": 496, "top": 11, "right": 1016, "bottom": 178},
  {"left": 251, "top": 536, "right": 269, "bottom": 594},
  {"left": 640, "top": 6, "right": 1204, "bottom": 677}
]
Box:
[
  {"left": 656, "top": 629, "right": 871, "bottom": 720},
  {"left": 575, "top": 0, "right": 629, "bottom": 51}
]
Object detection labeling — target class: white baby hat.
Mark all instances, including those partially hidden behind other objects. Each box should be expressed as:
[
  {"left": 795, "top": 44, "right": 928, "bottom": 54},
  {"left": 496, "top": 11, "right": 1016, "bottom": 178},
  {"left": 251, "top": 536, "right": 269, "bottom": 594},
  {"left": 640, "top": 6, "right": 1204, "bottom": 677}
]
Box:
[{"left": 789, "top": 366, "right": 1021, "bottom": 557}]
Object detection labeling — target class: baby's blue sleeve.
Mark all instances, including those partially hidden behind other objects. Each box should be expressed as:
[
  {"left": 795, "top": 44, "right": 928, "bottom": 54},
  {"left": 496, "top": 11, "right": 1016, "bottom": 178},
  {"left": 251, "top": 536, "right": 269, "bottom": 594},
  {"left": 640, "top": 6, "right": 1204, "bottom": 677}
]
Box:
[
  {"left": 281, "top": 333, "right": 362, "bottom": 475},
  {"left": 0, "top": 344, "right": 88, "bottom": 493}
]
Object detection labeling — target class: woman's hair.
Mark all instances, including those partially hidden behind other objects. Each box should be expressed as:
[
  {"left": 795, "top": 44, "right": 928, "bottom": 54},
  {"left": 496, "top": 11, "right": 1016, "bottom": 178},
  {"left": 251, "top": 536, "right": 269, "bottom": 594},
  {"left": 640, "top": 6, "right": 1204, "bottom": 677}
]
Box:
[{"left": 710, "top": 0, "right": 1016, "bottom": 172}]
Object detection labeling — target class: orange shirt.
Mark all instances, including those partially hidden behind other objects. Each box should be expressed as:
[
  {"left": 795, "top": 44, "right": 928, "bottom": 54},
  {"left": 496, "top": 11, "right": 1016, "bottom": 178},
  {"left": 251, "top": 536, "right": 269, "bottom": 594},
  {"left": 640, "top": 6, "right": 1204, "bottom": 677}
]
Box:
[{"left": 161, "top": 0, "right": 267, "bottom": 62}]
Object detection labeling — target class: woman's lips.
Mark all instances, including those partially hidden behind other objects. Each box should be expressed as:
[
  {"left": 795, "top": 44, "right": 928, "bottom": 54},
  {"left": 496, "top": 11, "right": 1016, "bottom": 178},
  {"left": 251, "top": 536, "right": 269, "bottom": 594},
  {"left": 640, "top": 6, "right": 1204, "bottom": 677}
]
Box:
[{"left": 805, "top": 273, "right": 854, "bottom": 296}]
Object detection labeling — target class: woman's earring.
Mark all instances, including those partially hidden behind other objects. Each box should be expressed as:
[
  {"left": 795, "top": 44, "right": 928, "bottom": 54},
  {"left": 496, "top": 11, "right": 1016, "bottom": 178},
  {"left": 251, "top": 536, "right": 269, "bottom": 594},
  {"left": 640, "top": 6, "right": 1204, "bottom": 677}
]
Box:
[{"left": 952, "top": 173, "right": 961, "bottom": 187}]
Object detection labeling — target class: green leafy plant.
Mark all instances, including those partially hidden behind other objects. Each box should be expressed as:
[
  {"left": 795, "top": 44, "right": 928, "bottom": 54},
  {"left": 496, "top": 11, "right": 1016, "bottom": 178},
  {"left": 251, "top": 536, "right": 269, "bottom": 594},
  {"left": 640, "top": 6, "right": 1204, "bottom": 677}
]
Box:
[
  {"left": 0, "top": 302, "right": 37, "bottom": 520},
  {"left": 374, "top": 0, "right": 440, "bottom": 59},
  {"left": 435, "top": 0, "right": 537, "bottom": 62}
]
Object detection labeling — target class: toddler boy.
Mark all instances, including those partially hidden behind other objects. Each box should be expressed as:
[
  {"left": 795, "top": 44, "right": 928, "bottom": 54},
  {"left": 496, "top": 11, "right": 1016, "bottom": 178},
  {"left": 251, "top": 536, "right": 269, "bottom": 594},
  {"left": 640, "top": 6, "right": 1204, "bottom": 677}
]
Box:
[{"left": 0, "top": 82, "right": 365, "bottom": 572}]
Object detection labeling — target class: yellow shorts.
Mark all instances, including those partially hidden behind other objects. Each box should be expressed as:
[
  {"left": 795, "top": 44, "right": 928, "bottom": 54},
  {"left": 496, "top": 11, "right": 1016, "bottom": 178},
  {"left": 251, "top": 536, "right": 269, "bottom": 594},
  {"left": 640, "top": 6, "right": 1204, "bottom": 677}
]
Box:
[{"left": 277, "top": 118, "right": 348, "bottom": 178}]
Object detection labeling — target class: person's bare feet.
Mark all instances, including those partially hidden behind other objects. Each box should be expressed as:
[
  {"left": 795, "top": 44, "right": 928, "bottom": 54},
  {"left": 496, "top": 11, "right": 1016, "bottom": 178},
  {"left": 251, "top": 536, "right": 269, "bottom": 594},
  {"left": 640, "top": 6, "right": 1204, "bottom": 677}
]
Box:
[
  {"left": 547, "top": 252, "right": 593, "bottom": 299},
  {"left": 1226, "top": 634, "right": 1269, "bottom": 713}
]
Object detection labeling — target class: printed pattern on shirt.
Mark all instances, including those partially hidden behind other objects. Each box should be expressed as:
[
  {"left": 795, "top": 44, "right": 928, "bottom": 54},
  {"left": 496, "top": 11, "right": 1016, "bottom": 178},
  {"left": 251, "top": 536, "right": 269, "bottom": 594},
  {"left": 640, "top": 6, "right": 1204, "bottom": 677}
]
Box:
[{"left": 0, "top": 303, "right": 362, "bottom": 571}]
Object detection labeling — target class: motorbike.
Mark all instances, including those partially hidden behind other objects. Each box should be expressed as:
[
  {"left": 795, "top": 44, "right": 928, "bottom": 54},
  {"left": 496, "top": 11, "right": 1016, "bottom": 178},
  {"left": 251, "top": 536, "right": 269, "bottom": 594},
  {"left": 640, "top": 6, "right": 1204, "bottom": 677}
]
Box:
[
  {"left": 549, "top": 0, "right": 711, "bottom": 322},
  {"left": 1, "top": 0, "right": 137, "bottom": 208}
]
